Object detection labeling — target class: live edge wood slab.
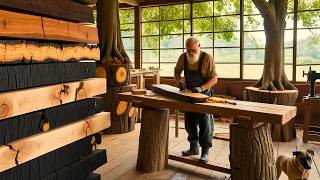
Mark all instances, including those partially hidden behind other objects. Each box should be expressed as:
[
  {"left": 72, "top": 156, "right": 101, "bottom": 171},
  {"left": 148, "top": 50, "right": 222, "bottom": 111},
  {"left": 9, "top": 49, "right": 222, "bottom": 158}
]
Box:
[
  {"left": 118, "top": 91, "right": 297, "bottom": 179},
  {"left": 151, "top": 84, "right": 209, "bottom": 103}
]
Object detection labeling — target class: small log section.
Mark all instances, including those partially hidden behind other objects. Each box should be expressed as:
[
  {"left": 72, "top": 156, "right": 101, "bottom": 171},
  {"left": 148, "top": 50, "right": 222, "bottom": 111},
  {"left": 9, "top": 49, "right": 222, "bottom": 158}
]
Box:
[
  {"left": 118, "top": 91, "right": 296, "bottom": 177},
  {"left": 103, "top": 63, "right": 135, "bottom": 134},
  {"left": 0, "top": 41, "right": 99, "bottom": 64},
  {"left": 104, "top": 85, "right": 134, "bottom": 134},
  {"left": 0, "top": 9, "right": 98, "bottom": 43},
  {"left": 0, "top": 0, "right": 94, "bottom": 23},
  {"left": 136, "top": 107, "right": 169, "bottom": 172},
  {"left": 302, "top": 98, "right": 320, "bottom": 142},
  {"left": 244, "top": 87, "right": 298, "bottom": 142},
  {"left": 230, "top": 117, "right": 276, "bottom": 179},
  {"left": 0, "top": 78, "right": 106, "bottom": 120}
]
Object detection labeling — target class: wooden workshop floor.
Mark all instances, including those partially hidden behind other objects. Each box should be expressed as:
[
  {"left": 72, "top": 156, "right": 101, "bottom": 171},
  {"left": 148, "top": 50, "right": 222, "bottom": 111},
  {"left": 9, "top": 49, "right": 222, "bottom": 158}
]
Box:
[{"left": 95, "top": 116, "right": 320, "bottom": 180}]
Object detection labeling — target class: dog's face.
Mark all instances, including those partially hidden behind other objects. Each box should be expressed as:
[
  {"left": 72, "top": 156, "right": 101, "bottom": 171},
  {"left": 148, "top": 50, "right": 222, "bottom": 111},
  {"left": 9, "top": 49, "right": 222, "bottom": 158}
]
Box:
[{"left": 293, "top": 150, "right": 314, "bottom": 170}]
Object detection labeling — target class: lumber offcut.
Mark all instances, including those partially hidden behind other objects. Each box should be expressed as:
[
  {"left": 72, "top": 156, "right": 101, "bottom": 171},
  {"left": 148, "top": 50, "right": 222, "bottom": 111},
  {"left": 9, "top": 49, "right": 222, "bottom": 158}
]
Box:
[
  {"left": 0, "top": 112, "right": 110, "bottom": 173},
  {"left": 0, "top": 0, "right": 94, "bottom": 23},
  {"left": 0, "top": 9, "right": 98, "bottom": 43},
  {"left": 0, "top": 41, "right": 99, "bottom": 64},
  {"left": 0, "top": 78, "right": 106, "bottom": 120}
]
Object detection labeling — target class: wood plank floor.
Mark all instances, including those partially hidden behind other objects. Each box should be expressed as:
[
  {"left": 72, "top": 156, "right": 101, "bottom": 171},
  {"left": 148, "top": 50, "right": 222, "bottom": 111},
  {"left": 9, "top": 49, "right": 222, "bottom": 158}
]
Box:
[{"left": 95, "top": 116, "right": 320, "bottom": 180}]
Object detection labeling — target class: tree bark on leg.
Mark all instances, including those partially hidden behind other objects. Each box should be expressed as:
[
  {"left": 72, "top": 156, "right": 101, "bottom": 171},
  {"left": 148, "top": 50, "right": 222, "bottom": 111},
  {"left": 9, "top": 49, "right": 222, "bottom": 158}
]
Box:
[
  {"left": 137, "top": 107, "right": 169, "bottom": 173},
  {"left": 230, "top": 117, "right": 276, "bottom": 180}
]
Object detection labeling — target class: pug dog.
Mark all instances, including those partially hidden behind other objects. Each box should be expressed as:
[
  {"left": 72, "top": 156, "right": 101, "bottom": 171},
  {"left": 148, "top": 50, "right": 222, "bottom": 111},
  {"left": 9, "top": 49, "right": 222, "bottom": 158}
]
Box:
[{"left": 276, "top": 149, "right": 314, "bottom": 180}]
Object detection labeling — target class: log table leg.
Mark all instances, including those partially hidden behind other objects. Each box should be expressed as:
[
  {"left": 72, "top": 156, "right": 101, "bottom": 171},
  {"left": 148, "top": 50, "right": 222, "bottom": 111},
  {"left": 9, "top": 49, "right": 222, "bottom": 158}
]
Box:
[
  {"left": 230, "top": 117, "right": 276, "bottom": 180},
  {"left": 136, "top": 107, "right": 169, "bottom": 173}
]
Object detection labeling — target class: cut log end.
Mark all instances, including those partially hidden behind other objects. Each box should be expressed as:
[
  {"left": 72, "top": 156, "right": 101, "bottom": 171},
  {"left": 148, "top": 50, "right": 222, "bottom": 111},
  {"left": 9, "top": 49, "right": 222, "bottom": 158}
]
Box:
[
  {"left": 41, "top": 122, "right": 50, "bottom": 132},
  {"left": 0, "top": 104, "right": 9, "bottom": 118},
  {"left": 116, "top": 101, "right": 128, "bottom": 116},
  {"left": 115, "top": 67, "right": 127, "bottom": 83}
]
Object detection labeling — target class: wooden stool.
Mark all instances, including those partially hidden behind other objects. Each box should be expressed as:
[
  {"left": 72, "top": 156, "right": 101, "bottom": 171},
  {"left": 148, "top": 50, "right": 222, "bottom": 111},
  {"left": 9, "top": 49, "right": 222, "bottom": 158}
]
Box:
[{"left": 303, "top": 98, "right": 320, "bottom": 142}]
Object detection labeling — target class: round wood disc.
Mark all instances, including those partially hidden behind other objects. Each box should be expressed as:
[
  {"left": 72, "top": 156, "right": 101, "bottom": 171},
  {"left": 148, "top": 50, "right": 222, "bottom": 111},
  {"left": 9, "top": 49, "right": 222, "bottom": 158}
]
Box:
[
  {"left": 116, "top": 101, "right": 128, "bottom": 116},
  {"left": 115, "top": 67, "right": 127, "bottom": 83},
  {"left": 42, "top": 122, "right": 50, "bottom": 132}
]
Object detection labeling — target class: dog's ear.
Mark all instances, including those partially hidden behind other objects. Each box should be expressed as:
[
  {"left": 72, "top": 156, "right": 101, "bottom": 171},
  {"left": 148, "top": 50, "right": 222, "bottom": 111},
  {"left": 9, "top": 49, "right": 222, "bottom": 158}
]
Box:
[
  {"left": 293, "top": 151, "right": 301, "bottom": 156},
  {"left": 307, "top": 149, "right": 314, "bottom": 156}
]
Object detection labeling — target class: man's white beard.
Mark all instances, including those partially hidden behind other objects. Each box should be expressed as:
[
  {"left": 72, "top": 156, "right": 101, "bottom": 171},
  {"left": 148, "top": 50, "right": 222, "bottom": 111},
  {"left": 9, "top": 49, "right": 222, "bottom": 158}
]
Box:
[{"left": 186, "top": 51, "right": 200, "bottom": 65}]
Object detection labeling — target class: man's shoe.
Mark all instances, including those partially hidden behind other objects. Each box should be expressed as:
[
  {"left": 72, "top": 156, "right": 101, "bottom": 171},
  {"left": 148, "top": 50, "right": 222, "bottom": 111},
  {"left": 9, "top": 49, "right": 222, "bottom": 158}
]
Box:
[
  {"left": 182, "top": 144, "right": 199, "bottom": 156},
  {"left": 199, "top": 147, "right": 209, "bottom": 163}
]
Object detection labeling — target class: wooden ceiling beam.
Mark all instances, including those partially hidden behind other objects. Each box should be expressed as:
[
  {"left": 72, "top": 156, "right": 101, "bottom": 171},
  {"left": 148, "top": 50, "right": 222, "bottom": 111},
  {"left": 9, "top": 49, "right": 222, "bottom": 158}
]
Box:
[{"left": 119, "top": 0, "right": 139, "bottom": 6}]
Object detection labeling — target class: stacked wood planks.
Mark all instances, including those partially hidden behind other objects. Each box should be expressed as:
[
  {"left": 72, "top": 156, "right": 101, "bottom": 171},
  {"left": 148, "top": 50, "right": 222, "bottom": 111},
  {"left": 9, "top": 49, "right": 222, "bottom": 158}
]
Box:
[{"left": 0, "top": 1, "right": 109, "bottom": 180}]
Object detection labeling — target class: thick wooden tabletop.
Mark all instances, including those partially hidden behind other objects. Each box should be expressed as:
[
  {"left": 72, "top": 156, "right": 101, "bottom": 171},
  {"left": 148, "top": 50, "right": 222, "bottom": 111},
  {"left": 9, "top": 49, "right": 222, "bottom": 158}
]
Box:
[{"left": 118, "top": 91, "right": 297, "bottom": 125}]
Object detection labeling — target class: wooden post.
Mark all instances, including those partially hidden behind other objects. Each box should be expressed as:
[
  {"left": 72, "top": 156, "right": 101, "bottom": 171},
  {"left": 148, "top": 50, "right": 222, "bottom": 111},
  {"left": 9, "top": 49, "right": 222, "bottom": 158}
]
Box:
[
  {"left": 230, "top": 117, "right": 276, "bottom": 180},
  {"left": 136, "top": 107, "right": 169, "bottom": 173}
]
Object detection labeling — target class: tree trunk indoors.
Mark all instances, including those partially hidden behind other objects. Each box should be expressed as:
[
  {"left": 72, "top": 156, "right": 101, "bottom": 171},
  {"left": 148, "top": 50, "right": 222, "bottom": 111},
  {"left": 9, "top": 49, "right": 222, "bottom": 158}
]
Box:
[
  {"left": 96, "top": 0, "right": 130, "bottom": 65},
  {"left": 97, "top": 0, "right": 134, "bottom": 134},
  {"left": 252, "top": 0, "right": 296, "bottom": 91},
  {"left": 248, "top": 0, "right": 298, "bottom": 142}
]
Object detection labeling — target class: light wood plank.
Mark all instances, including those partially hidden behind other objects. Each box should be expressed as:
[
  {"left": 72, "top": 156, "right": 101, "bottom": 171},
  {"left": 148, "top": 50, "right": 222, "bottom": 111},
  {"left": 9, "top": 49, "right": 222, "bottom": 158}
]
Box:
[
  {"left": 118, "top": 91, "right": 297, "bottom": 125},
  {"left": 0, "top": 9, "right": 98, "bottom": 43},
  {"left": 0, "top": 78, "right": 106, "bottom": 120},
  {"left": 0, "top": 112, "right": 110, "bottom": 173}
]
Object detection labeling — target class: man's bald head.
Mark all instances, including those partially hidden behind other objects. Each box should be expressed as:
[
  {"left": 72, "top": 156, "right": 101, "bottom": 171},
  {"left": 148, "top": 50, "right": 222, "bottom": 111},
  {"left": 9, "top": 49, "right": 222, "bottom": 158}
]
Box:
[{"left": 185, "top": 36, "right": 201, "bottom": 64}]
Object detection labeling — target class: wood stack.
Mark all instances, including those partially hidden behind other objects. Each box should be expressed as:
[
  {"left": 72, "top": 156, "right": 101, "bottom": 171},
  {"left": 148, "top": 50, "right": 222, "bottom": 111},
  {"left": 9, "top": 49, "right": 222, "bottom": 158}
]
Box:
[
  {"left": 104, "top": 63, "right": 136, "bottom": 134},
  {"left": 0, "top": 1, "right": 109, "bottom": 179}
]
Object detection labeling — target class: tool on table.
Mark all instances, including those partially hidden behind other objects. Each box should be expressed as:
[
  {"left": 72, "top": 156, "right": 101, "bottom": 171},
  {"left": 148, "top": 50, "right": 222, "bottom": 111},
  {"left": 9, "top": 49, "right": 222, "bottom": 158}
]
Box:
[
  {"left": 303, "top": 66, "right": 320, "bottom": 98},
  {"left": 207, "top": 97, "right": 237, "bottom": 105}
]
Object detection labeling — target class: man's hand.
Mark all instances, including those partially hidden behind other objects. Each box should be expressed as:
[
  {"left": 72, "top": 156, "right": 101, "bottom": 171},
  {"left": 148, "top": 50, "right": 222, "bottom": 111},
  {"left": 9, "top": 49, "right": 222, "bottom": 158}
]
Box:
[
  {"left": 191, "top": 87, "right": 203, "bottom": 93},
  {"left": 178, "top": 82, "right": 187, "bottom": 91}
]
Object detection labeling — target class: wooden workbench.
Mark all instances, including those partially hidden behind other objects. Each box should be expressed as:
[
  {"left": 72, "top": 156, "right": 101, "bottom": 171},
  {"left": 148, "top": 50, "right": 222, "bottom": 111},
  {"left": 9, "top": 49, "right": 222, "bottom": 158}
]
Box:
[
  {"left": 131, "top": 69, "right": 160, "bottom": 89},
  {"left": 118, "top": 91, "right": 297, "bottom": 180}
]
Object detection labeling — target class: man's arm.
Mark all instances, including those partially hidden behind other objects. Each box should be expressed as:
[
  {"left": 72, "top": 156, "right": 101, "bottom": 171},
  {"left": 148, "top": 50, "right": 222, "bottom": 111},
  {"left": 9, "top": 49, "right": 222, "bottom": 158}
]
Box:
[
  {"left": 200, "top": 76, "right": 217, "bottom": 91},
  {"left": 174, "top": 54, "right": 184, "bottom": 84}
]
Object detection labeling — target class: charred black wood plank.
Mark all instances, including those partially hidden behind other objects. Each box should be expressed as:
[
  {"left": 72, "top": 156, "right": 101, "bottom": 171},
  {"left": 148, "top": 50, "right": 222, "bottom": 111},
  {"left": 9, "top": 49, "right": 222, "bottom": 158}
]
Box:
[
  {"left": 81, "top": 173, "right": 101, "bottom": 180},
  {"left": 0, "top": 61, "right": 96, "bottom": 92},
  {"left": 1, "top": 135, "right": 96, "bottom": 179},
  {"left": 0, "top": 0, "right": 94, "bottom": 23},
  {"left": 0, "top": 97, "right": 103, "bottom": 145}
]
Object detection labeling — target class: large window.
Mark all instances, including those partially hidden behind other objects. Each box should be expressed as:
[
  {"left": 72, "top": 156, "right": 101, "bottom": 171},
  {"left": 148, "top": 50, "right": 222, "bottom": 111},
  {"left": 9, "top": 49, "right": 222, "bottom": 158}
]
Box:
[
  {"left": 120, "top": 8, "right": 135, "bottom": 66},
  {"left": 141, "top": 5, "right": 189, "bottom": 76},
  {"left": 296, "top": 0, "right": 320, "bottom": 81},
  {"left": 120, "top": 0, "right": 320, "bottom": 81}
]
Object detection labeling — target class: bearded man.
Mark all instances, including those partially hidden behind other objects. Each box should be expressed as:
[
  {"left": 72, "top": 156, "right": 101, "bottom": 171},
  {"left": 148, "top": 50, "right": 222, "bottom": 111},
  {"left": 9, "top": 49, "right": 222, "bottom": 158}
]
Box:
[{"left": 174, "top": 36, "right": 218, "bottom": 163}]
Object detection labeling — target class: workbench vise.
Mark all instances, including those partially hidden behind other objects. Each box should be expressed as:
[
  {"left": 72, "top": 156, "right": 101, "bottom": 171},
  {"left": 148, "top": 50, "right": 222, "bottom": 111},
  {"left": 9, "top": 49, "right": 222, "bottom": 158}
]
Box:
[{"left": 303, "top": 67, "right": 320, "bottom": 98}]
